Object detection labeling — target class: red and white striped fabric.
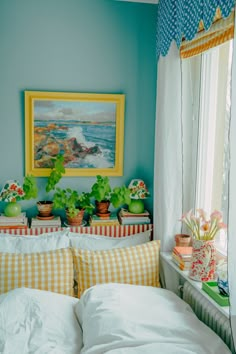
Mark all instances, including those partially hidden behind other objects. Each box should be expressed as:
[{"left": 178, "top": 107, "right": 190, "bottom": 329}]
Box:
[{"left": 0, "top": 225, "right": 153, "bottom": 237}]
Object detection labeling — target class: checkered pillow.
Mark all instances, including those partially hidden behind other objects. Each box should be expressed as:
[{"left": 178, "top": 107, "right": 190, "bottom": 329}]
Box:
[
  {"left": 72, "top": 240, "right": 160, "bottom": 298},
  {"left": 0, "top": 248, "right": 74, "bottom": 296}
]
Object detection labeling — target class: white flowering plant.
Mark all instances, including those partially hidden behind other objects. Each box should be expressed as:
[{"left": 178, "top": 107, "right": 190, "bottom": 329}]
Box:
[{"left": 179, "top": 209, "right": 227, "bottom": 240}]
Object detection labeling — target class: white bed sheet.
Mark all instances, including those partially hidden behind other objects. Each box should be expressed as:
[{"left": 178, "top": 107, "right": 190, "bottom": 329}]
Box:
[
  {"left": 0, "top": 287, "right": 82, "bottom": 354},
  {"left": 76, "top": 283, "right": 231, "bottom": 354}
]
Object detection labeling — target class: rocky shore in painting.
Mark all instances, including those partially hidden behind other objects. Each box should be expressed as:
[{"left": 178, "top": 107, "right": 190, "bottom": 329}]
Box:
[{"left": 34, "top": 123, "right": 102, "bottom": 168}]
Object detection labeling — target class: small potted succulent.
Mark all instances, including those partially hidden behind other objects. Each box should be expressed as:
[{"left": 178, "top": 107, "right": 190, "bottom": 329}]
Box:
[
  {"left": 0, "top": 176, "right": 38, "bottom": 217},
  {"left": 52, "top": 187, "right": 94, "bottom": 226},
  {"left": 90, "top": 175, "right": 131, "bottom": 216},
  {"left": 36, "top": 154, "right": 65, "bottom": 218}
]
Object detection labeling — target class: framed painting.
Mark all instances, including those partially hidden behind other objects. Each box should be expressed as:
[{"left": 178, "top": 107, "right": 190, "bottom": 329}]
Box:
[{"left": 25, "top": 91, "right": 125, "bottom": 177}]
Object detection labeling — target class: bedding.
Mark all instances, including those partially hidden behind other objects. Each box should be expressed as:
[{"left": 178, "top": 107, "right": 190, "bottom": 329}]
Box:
[
  {"left": 76, "top": 283, "right": 231, "bottom": 354},
  {"left": 0, "top": 230, "right": 70, "bottom": 253},
  {"left": 72, "top": 240, "right": 160, "bottom": 297},
  {"left": 0, "top": 248, "right": 74, "bottom": 296},
  {"left": 68, "top": 229, "right": 152, "bottom": 250},
  {"left": 0, "top": 284, "right": 231, "bottom": 354},
  {"left": 0, "top": 231, "right": 231, "bottom": 354},
  {"left": 0, "top": 287, "right": 82, "bottom": 354},
  {"left": 0, "top": 229, "right": 151, "bottom": 253}
]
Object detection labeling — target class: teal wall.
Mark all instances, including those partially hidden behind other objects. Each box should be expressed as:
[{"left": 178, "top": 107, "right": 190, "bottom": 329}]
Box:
[{"left": 0, "top": 0, "right": 157, "bottom": 217}]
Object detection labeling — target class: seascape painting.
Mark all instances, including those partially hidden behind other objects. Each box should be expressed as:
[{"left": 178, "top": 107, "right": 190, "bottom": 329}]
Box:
[
  {"left": 25, "top": 92, "right": 125, "bottom": 176},
  {"left": 34, "top": 100, "right": 116, "bottom": 169}
]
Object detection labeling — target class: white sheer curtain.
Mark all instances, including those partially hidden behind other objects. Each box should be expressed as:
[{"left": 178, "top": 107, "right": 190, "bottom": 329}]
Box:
[
  {"left": 154, "top": 42, "right": 182, "bottom": 250},
  {"left": 228, "top": 14, "right": 236, "bottom": 346},
  {"left": 153, "top": 43, "right": 182, "bottom": 290},
  {"left": 154, "top": 43, "right": 200, "bottom": 290}
]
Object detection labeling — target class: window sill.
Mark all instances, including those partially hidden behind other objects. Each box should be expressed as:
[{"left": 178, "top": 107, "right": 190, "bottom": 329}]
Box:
[{"left": 160, "top": 252, "right": 229, "bottom": 318}]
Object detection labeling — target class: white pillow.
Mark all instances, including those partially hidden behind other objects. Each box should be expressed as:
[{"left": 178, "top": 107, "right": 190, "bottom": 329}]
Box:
[
  {"left": 0, "top": 230, "right": 70, "bottom": 254},
  {"left": 0, "top": 287, "right": 82, "bottom": 353},
  {"left": 69, "top": 229, "right": 152, "bottom": 250}
]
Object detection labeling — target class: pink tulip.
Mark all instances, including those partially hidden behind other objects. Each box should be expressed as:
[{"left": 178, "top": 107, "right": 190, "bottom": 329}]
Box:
[
  {"left": 190, "top": 214, "right": 197, "bottom": 222},
  {"left": 210, "top": 210, "right": 222, "bottom": 221},
  {"left": 197, "top": 208, "right": 207, "bottom": 221},
  {"left": 217, "top": 222, "right": 227, "bottom": 230}
]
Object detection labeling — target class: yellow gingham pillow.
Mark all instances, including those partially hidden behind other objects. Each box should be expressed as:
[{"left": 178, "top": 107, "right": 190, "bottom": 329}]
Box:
[
  {"left": 0, "top": 248, "right": 74, "bottom": 296},
  {"left": 72, "top": 240, "right": 160, "bottom": 298}
]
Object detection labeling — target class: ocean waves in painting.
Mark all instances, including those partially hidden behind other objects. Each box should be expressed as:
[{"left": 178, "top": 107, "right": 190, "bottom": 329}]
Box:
[{"left": 34, "top": 121, "right": 116, "bottom": 169}]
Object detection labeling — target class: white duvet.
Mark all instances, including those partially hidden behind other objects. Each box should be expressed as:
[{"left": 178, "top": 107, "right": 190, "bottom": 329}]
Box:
[
  {"left": 0, "top": 284, "right": 231, "bottom": 354},
  {"left": 76, "top": 283, "right": 231, "bottom": 354}
]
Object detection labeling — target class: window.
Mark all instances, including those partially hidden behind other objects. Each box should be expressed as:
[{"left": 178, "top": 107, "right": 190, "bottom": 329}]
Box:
[{"left": 194, "top": 40, "right": 233, "bottom": 254}]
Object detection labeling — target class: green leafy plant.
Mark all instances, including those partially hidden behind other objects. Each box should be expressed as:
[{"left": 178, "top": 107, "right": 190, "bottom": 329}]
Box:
[
  {"left": 90, "top": 175, "right": 111, "bottom": 202},
  {"left": 110, "top": 186, "right": 131, "bottom": 208},
  {"left": 53, "top": 188, "right": 94, "bottom": 218},
  {"left": 45, "top": 154, "right": 65, "bottom": 193},
  {"left": 22, "top": 175, "right": 38, "bottom": 200},
  {"left": 37, "top": 154, "right": 65, "bottom": 217},
  {"left": 90, "top": 175, "right": 131, "bottom": 208}
]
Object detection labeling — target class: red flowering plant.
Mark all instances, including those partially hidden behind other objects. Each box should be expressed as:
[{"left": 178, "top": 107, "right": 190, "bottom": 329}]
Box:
[
  {"left": 0, "top": 176, "right": 38, "bottom": 202},
  {"left": 179, "top": 209, "right": 227, "bottom": 240}
]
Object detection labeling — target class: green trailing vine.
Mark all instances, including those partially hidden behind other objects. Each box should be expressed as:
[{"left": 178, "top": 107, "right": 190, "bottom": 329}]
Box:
[
  {"left": 22, "top": 175, "right": 38, "bottom": 200},
  {"left": 45, "top": 154, "right": 65, "bottom": 193}
]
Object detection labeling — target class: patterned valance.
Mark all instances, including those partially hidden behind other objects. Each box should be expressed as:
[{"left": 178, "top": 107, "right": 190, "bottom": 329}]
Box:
[
  {"left": 180, "top": 8, "right": 235, "bottom": 58},
  {"left": 156, "top": 0, "right": 235, "bottom": 59}
]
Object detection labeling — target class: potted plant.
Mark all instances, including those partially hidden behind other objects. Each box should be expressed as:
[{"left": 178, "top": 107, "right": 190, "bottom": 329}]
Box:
[
  {"left": 90, "top": 175, "right": 131, "bottom": 216},
  {"left": 36, "top": 154, "right": 65, "bottom": 218},
  {"left": 52, "top": 187, "right": 94, "bottom": 226},
  {"left": 0, "top": 175, "right": 38, "bottom": 217}
]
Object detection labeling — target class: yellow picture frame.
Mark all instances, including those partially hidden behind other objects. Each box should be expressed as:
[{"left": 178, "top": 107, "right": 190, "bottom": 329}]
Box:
[{"left": 25, "top": 91, "right": 125, "bottom": 177}]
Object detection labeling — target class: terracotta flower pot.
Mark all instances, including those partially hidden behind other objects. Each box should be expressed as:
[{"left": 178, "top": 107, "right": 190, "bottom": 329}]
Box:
[
  {"left": 37, "top": 201, "right": 53, "bottom": 217},
  {"left": 175, "top": 234, "right": 191, "bottom": 247},
  {"left": 95, "top": 200, "right": 110, "bottom": 216},
  {"left": 66, "top": 208, "right": 85, "bottom": 226}
]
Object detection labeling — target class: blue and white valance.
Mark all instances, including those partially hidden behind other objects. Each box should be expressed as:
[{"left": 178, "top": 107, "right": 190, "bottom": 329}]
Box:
[{"left": 156, "top": 0, "right": 235, "bottom": 59}]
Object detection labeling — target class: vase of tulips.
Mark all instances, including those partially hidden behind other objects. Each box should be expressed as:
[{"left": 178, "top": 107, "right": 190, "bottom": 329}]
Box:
[{"left": 180, "top": 209, "right": 227, "bottom": 281}]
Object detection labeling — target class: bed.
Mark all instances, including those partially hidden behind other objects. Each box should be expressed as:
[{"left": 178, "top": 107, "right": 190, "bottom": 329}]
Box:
[
  {"left": 0, "top": 229, "right": 232, "bottom": 353},
  {"left": 0, "top": 284, "right": 231, "bottom": 354}
]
